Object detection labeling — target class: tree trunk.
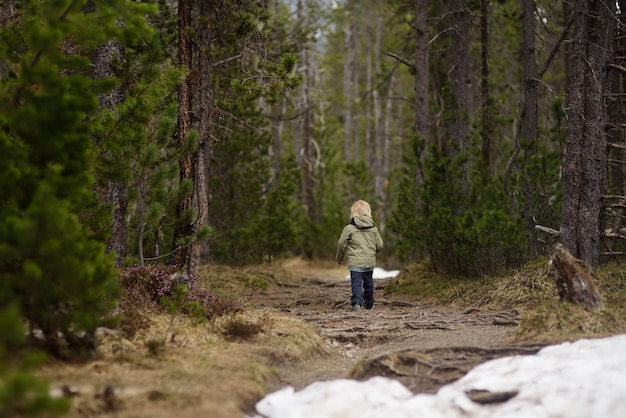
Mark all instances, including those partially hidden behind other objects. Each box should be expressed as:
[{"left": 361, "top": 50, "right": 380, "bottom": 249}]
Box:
[
  {"left": 447, "top": 0, "right": 471, "bottom": 155},
  {"left": 299, "top": 0, "right": 315, "bottom": 258},
  {"left": 171, "top": 0, "right": 194, "bottom": 268},
  {"left": 373, "top": 14, "right": 384, "bottom": 205},
  {"left": 188, "top": 0, "right": 213, "bottom": 276},
  {"left": 343, "top": 0, "right": 354, "bottom": 161},
  {"left": 380, "top": 70, "right": 396, "bottom": 232},
  {"left": 521, "top": 0, "right": 539, "bottom": 255},
  {"left": 364, "top": 6, "right": 372, "bottom": 165},
  {"left": 84, "top": 0, "right": 128, "bottom": 269},
  {"left": 605, "top": 0, "right": 626, "bottom": 253},
  {"left": 414, "top": 0, "right": 429, "bottom": 142},
  {"left": 561, "top": 0, "right": 616, "bottom": 268},
  {"left": 480, "top": 0, "right": 491, "bottom": 168},
  {"left": 551, "top": 243, "right": 604, "bottom": 309}
]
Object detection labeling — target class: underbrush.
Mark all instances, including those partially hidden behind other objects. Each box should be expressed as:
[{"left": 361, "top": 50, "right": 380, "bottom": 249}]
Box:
[
  {"left": 37, "top": 262, "right": 326, "bottom": 418},
  {"left": 386, "top": 258, "right": 626, "bottom": 344},
  {"left": 116, "top": 262, "right": 296, "bottom": 339}
]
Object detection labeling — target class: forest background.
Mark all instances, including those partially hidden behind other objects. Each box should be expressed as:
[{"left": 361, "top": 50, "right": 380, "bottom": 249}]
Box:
[{"left": 1, "top": 0, "right": 626, "bottom": 414}]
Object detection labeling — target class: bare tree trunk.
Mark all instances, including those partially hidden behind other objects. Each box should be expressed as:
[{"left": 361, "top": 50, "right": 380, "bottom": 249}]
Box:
[
  {"left": 521, "top": 0, "right": 539, "bottom": 255},
  {"left": 373, "top": 14, "right": 384, "bottom": 205},
  {"left": 270, "top": 0, "right": 287, "bottom": 177},
  {"left": 272, "top": 98, "right": 286, "bottom": 176},
  {"left": 411, "top": 0, "right": 430, "bottom": 202},
  {"left": 364, "top": 8, "right": 372, "bottom": 165},
  {"left": 343, "top": 0, "right": 354, "bottom": 161},
  {"left": 414, "top": 0, "right": 429, "bottom": 142},
  {"left": 561, "top": 0, "right": 616, "bottom": 268},
  {"left": 380, "top": 70, "right": 396, "bottom": 232},
  {"left": 187, "top": 0, "right": 214, "bottom": 276},
  {"left": 447, "top": 0, "right": 471, "bottom": 155},
  {"left": 480, "top": 0, "right": 491, "bottom": 168},
  {"left": 298, "top": 0, "right": 315, "bottom": 258},
  {"left": 171, "top": 0, "right": 194, "bottom": 268},
  {"left": 605, "top": 0, "right": 626, "bottom": 253},
  {"left": 84, "top": 0, "right": 128, "bottom": 268}
]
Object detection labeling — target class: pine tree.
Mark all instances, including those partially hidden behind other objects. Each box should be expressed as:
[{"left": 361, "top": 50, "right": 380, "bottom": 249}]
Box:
[{"left": 0, "top": 0, "right": 154, "bottom": 357}]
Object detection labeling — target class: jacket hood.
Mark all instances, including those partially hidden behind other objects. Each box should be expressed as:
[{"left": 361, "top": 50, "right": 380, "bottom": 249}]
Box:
[{"left": 352, "top": 215, "right": 375, "bottom": 229}]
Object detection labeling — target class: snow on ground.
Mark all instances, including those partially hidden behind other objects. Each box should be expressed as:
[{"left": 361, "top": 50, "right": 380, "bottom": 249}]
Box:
[
  {"left": 344, "top": 267, "right": 400, "bottom": 280},
  {"left": 251, "top": 333, "right": 626, "bottom": 418}
]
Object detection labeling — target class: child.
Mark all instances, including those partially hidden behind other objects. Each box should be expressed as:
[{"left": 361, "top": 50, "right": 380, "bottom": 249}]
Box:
[{"left": 336, "top": 200, "right": 384, "bottom": 311}]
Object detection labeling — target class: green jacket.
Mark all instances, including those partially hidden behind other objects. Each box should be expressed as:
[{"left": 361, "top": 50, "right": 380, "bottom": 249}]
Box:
[{"left": 336, "top": 215, "right": 384, "bottom": 268}]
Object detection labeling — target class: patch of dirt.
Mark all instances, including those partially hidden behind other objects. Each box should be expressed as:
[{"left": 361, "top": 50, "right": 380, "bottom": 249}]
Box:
[{"left": 253, "top": 259, "right": 540, "bottom": 395}]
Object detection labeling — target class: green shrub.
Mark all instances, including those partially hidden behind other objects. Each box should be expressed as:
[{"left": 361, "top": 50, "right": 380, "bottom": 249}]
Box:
[{"left": 0, "top": 306, "right": 69, "bottom": 416}]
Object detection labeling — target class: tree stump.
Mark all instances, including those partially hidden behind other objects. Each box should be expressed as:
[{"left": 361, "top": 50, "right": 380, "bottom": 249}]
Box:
[{"left": 550, "top": 243, "right": 604, "bottom": 310}]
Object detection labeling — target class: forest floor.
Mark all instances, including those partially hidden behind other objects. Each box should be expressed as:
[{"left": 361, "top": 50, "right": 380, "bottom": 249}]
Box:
[
  {"left": 39, "top": 259, "right": 544, "bottom": 418},
  {"left": 254, "top": 259, "right": 538, "bottom": 396}
]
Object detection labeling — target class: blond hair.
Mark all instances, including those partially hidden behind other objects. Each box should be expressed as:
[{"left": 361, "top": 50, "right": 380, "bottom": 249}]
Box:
[{"left": 350, "top": 200, "right": 372, "bottom": 218}]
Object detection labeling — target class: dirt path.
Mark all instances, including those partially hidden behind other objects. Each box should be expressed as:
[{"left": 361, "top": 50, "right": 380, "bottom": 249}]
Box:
[{"left": 253, "top": 262, "right": 536, "bottom": 396}]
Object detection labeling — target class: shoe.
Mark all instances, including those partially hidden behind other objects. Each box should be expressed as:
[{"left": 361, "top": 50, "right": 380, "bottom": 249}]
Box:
[{"left": 351, "top": 304, "right": 361, "bottom": 312}]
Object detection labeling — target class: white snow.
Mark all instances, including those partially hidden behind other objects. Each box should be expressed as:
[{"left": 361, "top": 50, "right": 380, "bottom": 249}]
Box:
[
  {"left": 251, "top": 333, "right": 626, "bottom": 418},
  {"left": 344, "top": 267, "right": 400, "bottom": 280}
]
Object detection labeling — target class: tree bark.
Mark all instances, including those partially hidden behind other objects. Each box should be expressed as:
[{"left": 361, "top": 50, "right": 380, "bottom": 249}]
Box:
[
  {"left": 447, "top": 0, "right": 471, "bottom": 155},
  {"left": 342, "top": 0, "right": 354, "bottom": 161},
  {"left": 373, "top": 14, "right": 384, "bottom": 205},
  {"left": 298, "top": 0, "right": 315, "bottom": 258},
  {"left": 414, "top": 0, "right": 429, "bottom": 142},
  {"left": 91, "top": 37, "right": 128, "bottom": 267},
  {"left": 561, "top": 0, "right": 616, "bottom": 268},
  {"left": 606, "top": 0, "right": 626, "bottom": 252},
  {"left": 551, "top": 243, "right": 604, "bottom": 309},
  {"left": 480, "top": 0, "right": 491, "bottom": 168},
  {"left": 171, "top": 0, "right": 194, "bottom": 268},
  {"left": 521, "top": 0, "right": 539, "bottom": 255}
]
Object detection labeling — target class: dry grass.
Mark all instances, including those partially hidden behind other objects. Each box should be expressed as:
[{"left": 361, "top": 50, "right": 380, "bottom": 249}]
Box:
[
  {"left": 36, "top": 262, "right": 328, "bottom": 418},
  {"left": 514, "top": 301, "right": 626, "bottom": 344},
  {"left": 387, "top": 257, "right": 626, "bottom": 346}
]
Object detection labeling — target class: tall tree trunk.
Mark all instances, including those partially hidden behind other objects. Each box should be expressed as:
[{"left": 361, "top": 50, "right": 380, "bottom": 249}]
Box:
[
  {"left": 171, "top": 0, "right": 194, "bottom": 268},
  {"left": 414, "top": 0, "right": 429, "bottom": 142},
  {"left": 94, "top": 64, "right": 128, "bottom": 266},
  {"left": 343, "top": 0, "right": 354, "bottom": 161},
  {"left": 299, "top": 0, "right": 315, "bottom": 258},
  {"left": 373, "top": 14, "right": 384, "bottom": 205},
  {"left": 447, "top": 0, "right": 471, "bottom": 156},
  {"left": 272, "top": 98, "right": 286, "bottom": 176},
  {"left": 605, "top": 0, "right": 626, "bottom": 253},
  {"left": 411, "top": 0, "right": 429, "bottom": 206},
  {"left": 562, "top": 0, "right": 616, "bottom": 268},
  {"left": 188, "top": 0, "right": 213, "bottom": 276},
  {"left": 84, "top": 0, "right": 128, "bottom": 269},
  {"left": 380, "top": 70, "right": 396, "bottom": 232},
  {"left": 521, "top": 0, "right": 539, "bottom": 255},
  {"left": 480, "top": 0, "right": 491, "bottom": 168}
]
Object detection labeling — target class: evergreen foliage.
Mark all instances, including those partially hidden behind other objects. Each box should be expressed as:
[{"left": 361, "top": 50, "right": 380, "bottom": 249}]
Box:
[
  {"left": 0, "top": 0, "right": 153, "bottom": 357},
  {"left": 257, "top": 159, "right": 301, "bottom": 262},
  {"left": 390, "top": 138, "right": 528, "bottom": 278},
  {"left": 208, "top": 108, "right": 300, "bottom": 264},
  {"left": 388, "top": 136, "right": 426, "bottom": 262},
  {"left": 0, "top": 306, "right": 68, "bottom": 416},
  {"left": 196, "top": 0, "right": 302, "bottom": 264}
]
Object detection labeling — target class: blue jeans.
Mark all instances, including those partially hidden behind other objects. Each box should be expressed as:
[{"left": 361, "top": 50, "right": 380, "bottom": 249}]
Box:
[{"left": 350, "top": 269, "right": 374, "bottom": 309}]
